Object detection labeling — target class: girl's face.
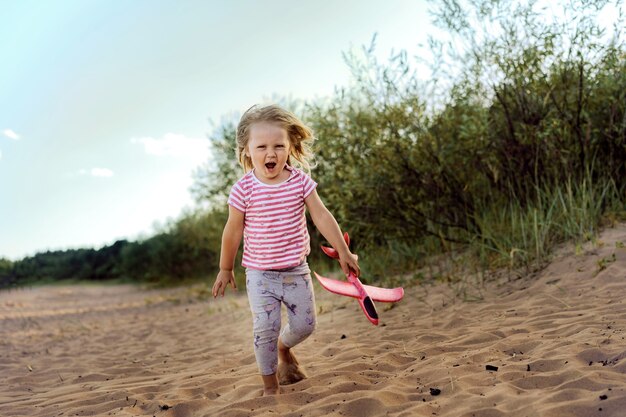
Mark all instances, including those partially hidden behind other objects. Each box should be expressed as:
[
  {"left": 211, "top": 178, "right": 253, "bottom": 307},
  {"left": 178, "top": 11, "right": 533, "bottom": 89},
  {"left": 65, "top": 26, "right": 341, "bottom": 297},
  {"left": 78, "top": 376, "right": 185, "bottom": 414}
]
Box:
[{"left": 246, "top": 122, "right": 291, "bottom": 184}]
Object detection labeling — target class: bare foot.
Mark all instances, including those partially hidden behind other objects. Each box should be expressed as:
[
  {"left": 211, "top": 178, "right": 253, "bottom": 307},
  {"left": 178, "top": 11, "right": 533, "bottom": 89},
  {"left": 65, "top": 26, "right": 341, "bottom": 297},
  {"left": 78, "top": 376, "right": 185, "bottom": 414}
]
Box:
[
  {"left": 277, "top": 339, "right": 307, "bottom": 385},
  {"left": 263, "top": 387, "right": 280, "bottom": 396}
]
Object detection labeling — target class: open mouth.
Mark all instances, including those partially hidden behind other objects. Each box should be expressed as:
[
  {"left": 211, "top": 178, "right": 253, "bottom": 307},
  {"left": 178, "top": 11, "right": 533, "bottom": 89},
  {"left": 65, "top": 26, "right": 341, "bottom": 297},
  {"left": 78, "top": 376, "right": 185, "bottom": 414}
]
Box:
[{"left": 265, "top": 162, "right": 276, "bottom": 170}]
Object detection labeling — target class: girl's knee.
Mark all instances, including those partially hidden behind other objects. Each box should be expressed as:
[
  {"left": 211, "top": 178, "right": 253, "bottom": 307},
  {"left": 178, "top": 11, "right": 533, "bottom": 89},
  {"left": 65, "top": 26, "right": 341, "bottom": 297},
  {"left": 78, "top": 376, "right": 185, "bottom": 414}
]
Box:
[
  {"left": 290, "top": 305, "right": 316, "bottom": 339},
  {"left": 303, "top": 317, "right": 317, "bottom": 335},
  {"left": 288, "top": 317, "right": 316, "bottom": 342}
]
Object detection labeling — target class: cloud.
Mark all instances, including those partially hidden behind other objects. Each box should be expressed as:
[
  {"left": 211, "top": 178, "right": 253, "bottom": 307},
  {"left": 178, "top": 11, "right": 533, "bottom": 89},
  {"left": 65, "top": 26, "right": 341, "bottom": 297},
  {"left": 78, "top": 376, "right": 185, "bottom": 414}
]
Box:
[
  {"left": 91, "top": 168, "right": 114, "bottom": 177},
  {"left": 131, "top": 133, "right": 210, "bottom": 165},
  {"left": 79, "top": 168, "right": 114, "bottom": 178},
  {"left": 3, "top": 129, "right": 20, "bottom": 140}
]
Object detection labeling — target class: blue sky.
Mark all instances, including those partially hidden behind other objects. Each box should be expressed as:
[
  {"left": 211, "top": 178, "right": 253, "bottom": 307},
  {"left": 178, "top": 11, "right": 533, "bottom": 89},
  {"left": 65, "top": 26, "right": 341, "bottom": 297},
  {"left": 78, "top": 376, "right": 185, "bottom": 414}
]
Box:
[{"left": 0, "top": 0, "right": 433, "bottom": 260}]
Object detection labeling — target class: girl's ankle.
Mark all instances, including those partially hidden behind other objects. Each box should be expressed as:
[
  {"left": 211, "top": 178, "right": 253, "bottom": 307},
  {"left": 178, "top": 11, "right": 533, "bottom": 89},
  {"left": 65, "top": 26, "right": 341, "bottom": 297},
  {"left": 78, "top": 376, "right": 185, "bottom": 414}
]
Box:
[{"left": 261, "top": 373, "right": 279, "bottom": 395}]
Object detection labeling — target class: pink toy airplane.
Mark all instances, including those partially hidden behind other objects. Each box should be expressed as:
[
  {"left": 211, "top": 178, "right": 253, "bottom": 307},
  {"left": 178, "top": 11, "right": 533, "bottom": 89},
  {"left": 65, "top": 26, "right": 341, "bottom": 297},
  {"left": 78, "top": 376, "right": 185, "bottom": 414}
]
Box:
[{"left": 313, "top": 232, "right": 404, "bottom": 326}]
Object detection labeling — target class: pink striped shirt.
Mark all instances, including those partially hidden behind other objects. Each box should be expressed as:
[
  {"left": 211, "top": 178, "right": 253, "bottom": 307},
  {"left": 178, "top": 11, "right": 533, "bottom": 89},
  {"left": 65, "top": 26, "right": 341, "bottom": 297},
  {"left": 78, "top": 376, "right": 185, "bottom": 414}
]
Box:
[{"left": 228, "top": 166, "right": 317, "bottom": 270}]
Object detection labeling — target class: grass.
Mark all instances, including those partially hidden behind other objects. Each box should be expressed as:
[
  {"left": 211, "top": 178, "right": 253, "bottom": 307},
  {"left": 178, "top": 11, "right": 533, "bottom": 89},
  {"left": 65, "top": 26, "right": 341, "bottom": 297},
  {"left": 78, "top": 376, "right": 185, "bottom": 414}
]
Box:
[
  {"left": 470, "top": 174, "right": 623, "bottom": 273},
  {"left": 375, "top": 173, "right": 626, "bottom": 301}
]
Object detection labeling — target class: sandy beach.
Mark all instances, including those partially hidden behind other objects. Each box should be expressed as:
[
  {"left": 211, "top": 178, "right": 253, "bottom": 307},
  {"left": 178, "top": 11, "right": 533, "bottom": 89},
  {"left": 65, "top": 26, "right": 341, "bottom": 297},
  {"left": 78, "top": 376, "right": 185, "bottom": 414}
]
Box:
[{"left": 1, "top": 226, "right": 625, "bottom": 417}]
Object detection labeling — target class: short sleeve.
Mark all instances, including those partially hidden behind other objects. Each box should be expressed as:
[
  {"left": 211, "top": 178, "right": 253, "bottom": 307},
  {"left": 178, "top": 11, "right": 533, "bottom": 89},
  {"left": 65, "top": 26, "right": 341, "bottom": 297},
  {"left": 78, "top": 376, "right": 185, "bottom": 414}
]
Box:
[
  {"left": 227, "top": 182, "right": 247, "bottom": 213},
  {"left": 302, "top": 172, "right": 318, "bottom": 199}
]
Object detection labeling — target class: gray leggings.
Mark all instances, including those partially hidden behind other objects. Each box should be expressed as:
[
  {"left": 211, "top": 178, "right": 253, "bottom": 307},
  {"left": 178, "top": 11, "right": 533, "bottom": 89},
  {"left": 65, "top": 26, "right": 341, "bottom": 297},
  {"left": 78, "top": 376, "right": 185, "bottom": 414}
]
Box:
[{"left": 245, "top": 262, "right": 317, "bottom": 375}]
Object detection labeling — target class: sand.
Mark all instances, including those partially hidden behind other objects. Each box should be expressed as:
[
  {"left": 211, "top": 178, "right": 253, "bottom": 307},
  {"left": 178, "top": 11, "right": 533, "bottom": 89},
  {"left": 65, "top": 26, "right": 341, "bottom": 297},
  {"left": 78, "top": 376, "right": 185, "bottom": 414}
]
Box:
[{"left": 1, "top": 226, "right": 625, "bottom": 417}]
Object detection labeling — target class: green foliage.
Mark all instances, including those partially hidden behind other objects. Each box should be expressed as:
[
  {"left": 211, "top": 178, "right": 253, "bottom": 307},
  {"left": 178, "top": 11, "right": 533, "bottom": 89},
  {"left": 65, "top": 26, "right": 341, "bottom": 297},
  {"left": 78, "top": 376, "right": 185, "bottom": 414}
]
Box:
[
  {"left": 2, "top": 240, "right": 129, "bottom": 288},
  {"left": 1, "top": 209, "right": 231, "bottom": 288},
  {"left": 117, "top": 208, "right": 229, "bottom": 286},
  {"left": 471, "top": 172, "right": 623, "bottom": 271},
  {"left": 0, "top": 258, "right": 14, "bottom": 287}
]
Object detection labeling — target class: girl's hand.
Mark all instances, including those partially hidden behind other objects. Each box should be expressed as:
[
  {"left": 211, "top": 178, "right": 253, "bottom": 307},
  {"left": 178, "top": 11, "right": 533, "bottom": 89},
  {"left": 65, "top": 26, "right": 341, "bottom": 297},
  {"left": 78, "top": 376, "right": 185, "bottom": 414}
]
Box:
[
  {"left": 339, "top": 252, "right": 360, "bottom": 278},
  {"left": 212, "top": 269, "right": 237, "bottom": 298}
]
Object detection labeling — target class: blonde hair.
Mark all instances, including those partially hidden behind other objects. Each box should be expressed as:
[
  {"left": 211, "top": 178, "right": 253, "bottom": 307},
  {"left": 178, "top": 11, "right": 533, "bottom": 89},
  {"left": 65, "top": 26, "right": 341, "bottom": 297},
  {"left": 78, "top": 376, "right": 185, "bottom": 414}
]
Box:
[{"left": 236, "top": 104, "right": 315, "bottom": 173}]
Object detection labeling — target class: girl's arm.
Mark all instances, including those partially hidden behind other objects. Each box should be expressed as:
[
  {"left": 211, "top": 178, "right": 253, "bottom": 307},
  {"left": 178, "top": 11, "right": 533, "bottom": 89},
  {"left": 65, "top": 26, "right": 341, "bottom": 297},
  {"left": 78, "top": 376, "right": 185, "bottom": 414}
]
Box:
[
  {"left": 305, "top": 189, "right": 360, "bottom": 277},
  {"left": 212, "top": 205, "right": 245, "bottom": 297}
]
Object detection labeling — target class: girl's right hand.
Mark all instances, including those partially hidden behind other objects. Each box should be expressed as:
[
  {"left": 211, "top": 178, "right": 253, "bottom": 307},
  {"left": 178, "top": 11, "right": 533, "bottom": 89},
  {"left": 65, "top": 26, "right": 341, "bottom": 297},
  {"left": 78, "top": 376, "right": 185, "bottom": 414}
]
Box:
[{"left": 212, "top": 269, "right": 237, "bottom": 298}]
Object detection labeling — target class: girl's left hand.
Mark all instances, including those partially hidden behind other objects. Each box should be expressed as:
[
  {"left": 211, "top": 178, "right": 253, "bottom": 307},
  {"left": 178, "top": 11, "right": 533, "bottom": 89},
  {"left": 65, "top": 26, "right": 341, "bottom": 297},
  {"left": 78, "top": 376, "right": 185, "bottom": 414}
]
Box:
[{"left": 339, "top": 252, "right": 360, "bottom": 278}]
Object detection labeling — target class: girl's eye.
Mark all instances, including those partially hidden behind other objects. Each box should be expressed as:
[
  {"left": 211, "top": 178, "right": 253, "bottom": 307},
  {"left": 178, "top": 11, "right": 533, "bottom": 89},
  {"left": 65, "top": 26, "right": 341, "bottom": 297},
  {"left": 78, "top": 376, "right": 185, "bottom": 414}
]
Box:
[
  {"left": 276, "top": 145, "right": 284, "bottom": 148},
  {"left": 257, "top": 145, "right": 266, "bottom": 149}
]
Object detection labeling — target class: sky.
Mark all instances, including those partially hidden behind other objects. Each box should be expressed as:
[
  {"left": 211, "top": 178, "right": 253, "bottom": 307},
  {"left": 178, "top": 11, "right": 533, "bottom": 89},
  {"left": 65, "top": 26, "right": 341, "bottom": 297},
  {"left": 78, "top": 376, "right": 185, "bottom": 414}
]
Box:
[{"left": 0, "top": 0, "right": 434, "bottom": 260}]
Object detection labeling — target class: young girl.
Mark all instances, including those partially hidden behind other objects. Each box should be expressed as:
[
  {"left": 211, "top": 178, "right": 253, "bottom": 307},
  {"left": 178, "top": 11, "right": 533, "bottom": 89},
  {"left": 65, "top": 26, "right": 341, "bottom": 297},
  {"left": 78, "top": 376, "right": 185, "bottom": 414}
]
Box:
[{"left": 212, "top": 104, "right": 360, "bottom": 396}]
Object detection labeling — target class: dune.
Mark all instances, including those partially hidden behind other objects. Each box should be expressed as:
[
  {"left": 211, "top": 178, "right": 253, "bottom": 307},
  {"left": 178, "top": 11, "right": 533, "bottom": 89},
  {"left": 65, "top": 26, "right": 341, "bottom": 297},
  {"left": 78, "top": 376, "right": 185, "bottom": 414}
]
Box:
[{"left": 1, "top": 225, "right": 625, "bottom": 416}]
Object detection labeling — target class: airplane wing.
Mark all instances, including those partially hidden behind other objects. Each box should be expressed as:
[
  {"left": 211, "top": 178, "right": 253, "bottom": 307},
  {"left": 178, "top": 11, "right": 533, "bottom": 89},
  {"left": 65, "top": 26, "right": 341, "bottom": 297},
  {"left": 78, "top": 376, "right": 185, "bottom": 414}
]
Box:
[{"left": 314, "top": 272, "right": 404, "bottom": 303}]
